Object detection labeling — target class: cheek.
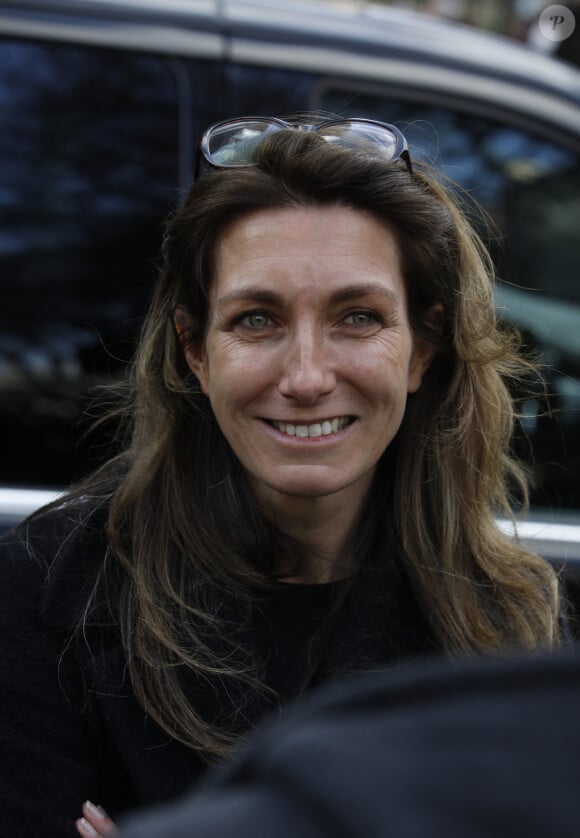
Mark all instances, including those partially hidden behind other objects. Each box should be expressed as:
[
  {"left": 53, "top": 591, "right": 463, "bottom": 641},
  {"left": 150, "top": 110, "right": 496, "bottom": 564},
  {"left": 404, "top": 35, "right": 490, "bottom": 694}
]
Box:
[
  {"left": 205, "top": 343, "right": 274, "bottom": 410},
  {"left": 347, "top": 338, "right": 413, "bottom": 387}
]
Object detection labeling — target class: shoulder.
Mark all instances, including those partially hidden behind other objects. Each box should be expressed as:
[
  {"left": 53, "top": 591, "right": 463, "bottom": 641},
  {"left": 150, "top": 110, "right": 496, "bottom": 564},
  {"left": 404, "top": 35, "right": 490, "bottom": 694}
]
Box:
[{"left": 0, "top": 498, "right": 109, "bottom": 630}]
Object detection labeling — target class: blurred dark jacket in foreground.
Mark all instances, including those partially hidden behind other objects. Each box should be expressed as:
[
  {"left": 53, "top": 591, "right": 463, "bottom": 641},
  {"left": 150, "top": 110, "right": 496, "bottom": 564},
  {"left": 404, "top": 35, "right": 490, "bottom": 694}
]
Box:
[{"left": 120, "top": 649, "right": 580, "bottom": 838}]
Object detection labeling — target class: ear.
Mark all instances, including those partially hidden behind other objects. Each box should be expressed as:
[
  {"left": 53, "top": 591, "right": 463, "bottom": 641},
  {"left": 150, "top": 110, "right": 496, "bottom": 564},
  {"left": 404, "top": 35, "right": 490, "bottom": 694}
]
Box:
[
  {"left": 407, "top": 303, "right": 444, "bottom": 394},
  {"left": 172, "top": 305, "right": 209, "bottom": 394}
]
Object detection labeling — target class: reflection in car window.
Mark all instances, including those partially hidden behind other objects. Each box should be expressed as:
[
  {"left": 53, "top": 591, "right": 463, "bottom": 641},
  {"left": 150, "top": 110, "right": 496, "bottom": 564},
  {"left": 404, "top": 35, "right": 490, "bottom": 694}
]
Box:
[
  {"left": 0, "top": 40, "right": 180, "bottom": 487},
  {"left": 320, "top": 90, "right": 580, "bottom": 511}
]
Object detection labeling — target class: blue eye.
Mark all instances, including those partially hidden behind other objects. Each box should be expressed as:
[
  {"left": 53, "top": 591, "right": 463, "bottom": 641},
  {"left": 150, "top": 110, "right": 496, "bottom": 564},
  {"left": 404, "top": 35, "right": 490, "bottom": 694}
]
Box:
[
  {"left": 345, "top": 310, "right": 380, "bottom": 326},
  {"left": 241, "top": 311, "right": 271, "bottom": 329}
]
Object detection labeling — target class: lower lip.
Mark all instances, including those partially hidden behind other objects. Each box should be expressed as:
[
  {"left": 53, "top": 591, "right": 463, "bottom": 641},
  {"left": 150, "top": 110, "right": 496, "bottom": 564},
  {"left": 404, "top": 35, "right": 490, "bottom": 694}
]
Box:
[{"left": 260, "top": 418, "right": 358, "bottom": 445}]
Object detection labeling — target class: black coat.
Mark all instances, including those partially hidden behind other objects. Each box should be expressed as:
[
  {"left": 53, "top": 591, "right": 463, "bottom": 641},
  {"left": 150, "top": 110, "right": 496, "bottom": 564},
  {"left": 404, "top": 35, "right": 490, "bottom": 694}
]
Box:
[
  {"left": 0, "top": 506, "right": 434, "bottom": 838},
  {"left": 119, "top": 650, "right": 580, "bottom": 838}
]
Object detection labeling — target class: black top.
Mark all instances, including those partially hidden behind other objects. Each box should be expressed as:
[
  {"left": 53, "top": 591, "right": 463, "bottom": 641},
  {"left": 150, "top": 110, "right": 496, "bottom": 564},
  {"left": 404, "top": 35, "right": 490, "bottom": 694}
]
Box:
[{"left": 0, "top": 505, "right": 435, "bottom": 837}]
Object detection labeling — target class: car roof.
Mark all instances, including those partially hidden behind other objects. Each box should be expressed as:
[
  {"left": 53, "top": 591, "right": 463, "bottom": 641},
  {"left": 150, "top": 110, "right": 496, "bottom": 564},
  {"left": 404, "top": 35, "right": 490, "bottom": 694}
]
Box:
[{"left": 1, "top": 0, "right": 579, "bottom": 132}]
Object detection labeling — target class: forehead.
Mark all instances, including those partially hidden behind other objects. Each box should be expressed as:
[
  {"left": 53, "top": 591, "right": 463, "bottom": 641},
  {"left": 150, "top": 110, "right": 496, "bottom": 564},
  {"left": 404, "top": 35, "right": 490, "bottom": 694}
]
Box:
[{"left": 211, "top": 205, "right": 405, "bottom": 302}]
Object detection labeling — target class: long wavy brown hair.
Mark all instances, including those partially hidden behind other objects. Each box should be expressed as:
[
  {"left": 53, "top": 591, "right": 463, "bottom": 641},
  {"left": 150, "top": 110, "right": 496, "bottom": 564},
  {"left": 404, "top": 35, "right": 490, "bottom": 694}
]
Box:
[{"left": 55, "top": 127, "right": 559, "bottom": 757}]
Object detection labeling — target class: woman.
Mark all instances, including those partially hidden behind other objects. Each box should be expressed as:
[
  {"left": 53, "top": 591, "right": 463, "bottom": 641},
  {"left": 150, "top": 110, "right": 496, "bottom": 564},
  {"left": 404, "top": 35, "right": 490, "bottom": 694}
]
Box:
[{"left": 0, "top": 116, "right": 560, "bottom": 838}]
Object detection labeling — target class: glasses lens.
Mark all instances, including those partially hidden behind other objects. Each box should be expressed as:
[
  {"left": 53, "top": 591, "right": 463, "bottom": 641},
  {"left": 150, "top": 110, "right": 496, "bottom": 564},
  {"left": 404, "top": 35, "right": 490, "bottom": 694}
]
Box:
[
  {"left": 317, "top": 121, "right": 400, "bottom": 162},
  {"left": 206, "top": 119, "right": 282, "bottom": 167}
]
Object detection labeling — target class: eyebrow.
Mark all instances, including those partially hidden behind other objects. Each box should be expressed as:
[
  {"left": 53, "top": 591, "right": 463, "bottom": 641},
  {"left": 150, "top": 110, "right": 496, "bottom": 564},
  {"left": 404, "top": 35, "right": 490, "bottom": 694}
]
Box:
[{"left": 215, "top": 283, "right": 401, "bottom": 309}]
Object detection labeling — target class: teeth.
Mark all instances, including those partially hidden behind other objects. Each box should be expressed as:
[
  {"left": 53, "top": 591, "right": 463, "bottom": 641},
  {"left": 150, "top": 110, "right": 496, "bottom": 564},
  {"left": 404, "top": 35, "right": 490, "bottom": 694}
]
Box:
[{"left": 272, "top": 417, "right": 352, "bottom": 438}]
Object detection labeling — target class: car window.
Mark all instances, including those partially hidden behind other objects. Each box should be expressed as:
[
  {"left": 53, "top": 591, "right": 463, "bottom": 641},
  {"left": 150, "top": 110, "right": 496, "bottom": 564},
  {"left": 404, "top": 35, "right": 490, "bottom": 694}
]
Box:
[
  {"left": 319, "top": 88, "right": 580, "bottom": 512},
  {"left": 0, "top": 38, "right": 181, "bottom": 487},
  {"left": 222, "top": 62, "right": 318, "bottom": 120}
]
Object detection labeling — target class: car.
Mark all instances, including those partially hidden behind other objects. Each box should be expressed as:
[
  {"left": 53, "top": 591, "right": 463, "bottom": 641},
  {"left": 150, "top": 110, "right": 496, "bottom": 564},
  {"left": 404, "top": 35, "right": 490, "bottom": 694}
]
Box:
[{"left": 0, "top": 0, "right": 579, "bottom": 597}]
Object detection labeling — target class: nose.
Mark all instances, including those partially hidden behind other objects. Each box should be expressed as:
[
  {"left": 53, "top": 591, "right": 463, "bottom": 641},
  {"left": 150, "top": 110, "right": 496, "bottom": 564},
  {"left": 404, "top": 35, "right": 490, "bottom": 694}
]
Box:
[{"left": 278, "top": 324, "right": 337, "bottom": 405}]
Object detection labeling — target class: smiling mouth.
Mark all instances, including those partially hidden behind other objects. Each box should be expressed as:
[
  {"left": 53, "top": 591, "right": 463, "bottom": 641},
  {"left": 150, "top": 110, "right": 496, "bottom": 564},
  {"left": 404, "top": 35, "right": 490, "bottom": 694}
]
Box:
[{"left": 265, "top": 416, "right": 355, "bottom": 438}]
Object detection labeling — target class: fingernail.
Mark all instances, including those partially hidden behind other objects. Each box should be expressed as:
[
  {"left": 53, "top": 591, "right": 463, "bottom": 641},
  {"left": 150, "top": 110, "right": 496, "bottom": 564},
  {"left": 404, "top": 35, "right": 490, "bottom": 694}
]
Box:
[
  {"left": 84, "top": 800, "right": 107, "bottom": 820},
  {"left": 77, "top": 818, "right": 99, "bottom": 837}
]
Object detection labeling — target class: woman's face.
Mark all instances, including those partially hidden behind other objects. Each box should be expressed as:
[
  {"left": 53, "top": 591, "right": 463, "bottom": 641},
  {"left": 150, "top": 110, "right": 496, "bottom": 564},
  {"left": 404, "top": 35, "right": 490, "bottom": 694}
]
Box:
[{"left": 181, "top": 205, "right": 434, "bottom": 507}]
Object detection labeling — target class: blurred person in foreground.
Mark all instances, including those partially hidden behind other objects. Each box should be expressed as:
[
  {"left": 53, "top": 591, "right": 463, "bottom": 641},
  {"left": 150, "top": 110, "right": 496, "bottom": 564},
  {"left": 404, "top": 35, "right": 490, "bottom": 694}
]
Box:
[
  {"left": 0, "top": 115, "right": 562, "bottom": 838},
  {"left": 112, "top": 649, "right": 580, "bottom": 838}
]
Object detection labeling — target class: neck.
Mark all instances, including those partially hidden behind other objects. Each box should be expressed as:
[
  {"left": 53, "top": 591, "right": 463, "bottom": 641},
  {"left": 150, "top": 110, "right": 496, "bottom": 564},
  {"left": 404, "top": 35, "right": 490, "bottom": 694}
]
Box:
[{"left": 251, "top": 480, "right": 373, "bottom": 584}]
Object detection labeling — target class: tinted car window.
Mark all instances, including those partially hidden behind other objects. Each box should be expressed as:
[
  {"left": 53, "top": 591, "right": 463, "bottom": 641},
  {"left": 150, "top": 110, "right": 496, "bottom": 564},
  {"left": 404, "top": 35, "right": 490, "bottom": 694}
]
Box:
[
  {"left": 0, "top": 39, "right": 180, "bottom": 486},
  {"left": 223, "top": 63, "right": 317, "bottom": 118},
  {"left": 320, "top": 89, "right": 580, "bottom": 511}
]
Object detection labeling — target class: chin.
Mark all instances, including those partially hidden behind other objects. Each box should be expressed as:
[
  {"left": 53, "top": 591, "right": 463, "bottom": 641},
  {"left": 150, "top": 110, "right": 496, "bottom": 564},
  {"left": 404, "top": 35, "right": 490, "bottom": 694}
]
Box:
[
  {"left": 278, "top": 484, "right": 339, "bottom": 499},
  {"left": 262, "top": 468, "right": 361, "bottom": 500}
]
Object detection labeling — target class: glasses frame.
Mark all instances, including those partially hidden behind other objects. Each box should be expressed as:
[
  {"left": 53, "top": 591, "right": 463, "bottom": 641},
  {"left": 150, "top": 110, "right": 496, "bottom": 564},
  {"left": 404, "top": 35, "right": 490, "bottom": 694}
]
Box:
[{"left": 194, "top": 116, "right": 413, "bottom": 179}]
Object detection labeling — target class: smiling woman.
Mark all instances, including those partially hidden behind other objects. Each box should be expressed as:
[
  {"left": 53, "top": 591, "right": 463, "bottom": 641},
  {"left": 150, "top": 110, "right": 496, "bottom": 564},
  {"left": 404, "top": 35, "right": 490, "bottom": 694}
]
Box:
[
  {"left": 0, "top": 116, "right": 562, "bottom": 838},
  {"left": 175, "top": 205, "right": 435, "bottom": 573}
]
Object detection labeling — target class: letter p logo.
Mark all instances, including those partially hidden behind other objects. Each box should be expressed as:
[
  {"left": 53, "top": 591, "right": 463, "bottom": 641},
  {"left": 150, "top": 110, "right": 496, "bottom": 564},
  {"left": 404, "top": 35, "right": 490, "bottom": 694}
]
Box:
[{"left": 539, "top": 5, "right": 576, "bottom": 41}]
